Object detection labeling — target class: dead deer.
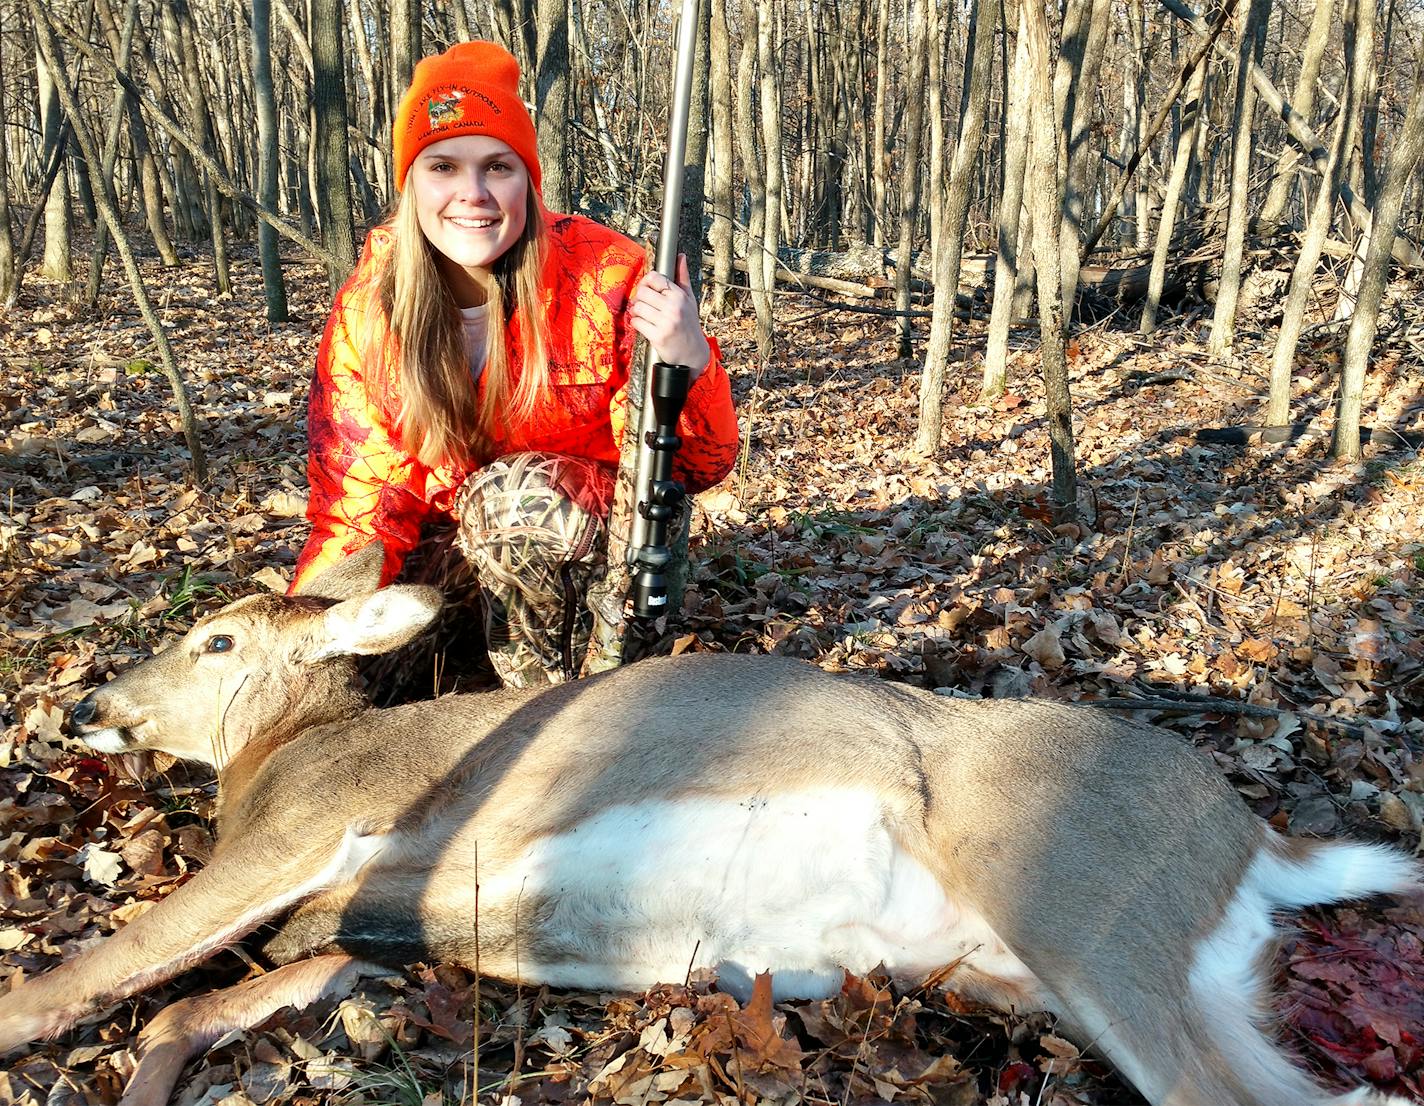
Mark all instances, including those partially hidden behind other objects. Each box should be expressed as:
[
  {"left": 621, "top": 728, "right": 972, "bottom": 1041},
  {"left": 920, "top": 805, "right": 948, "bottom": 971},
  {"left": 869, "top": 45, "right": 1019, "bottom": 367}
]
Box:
[{"left": 0, "top": 541, "right": 1416, "bottom": 1106}]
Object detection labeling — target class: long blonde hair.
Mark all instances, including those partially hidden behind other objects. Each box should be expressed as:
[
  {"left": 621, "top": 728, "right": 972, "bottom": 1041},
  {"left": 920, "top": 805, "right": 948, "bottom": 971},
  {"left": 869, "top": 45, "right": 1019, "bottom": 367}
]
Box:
[{"left": 377, "top": 181, "right": 549, "bottom": 468}]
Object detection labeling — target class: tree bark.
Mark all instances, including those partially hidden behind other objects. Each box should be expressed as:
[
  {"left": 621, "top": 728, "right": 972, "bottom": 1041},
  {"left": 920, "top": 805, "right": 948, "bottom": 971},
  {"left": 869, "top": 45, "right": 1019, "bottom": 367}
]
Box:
[
  {"left": 312, "top": 0, "right": 358, "bottom": 290},
  {"left": 1024, "top": 0, "right": 1077, "bottom": 518},
  {"left": 93, "top": 0, "right": 177, "bottom": 266},
  {"left": 1206, "top": 0, "right": 1268, "bottom": 360},
  {"left": 35, "top": 36, "right": 72, "bottom": 282},
  {"left": 535, "top": 0, "right": 571, "bottom": 211},
  {"left": 870, "top": 0, "right": 891, "bottom": 247},
  {"left": 707, "top": 0, "right": 735, "bottom": 315},
  {"left": 983, "top": 2, "right": 1031, "bottom": 400},
  {"left": 1141, "top": 53, "right": 1208, "bottom": 333},
  {"left": 916, "top": 0, "right": 998, "bottom": 453},
  {"left": 253, "top": 0, "right": 289, "bottom": 321},
  {"left": 893, "top": 0, "right": 930, "bottom": 359},
  {"left": 28, "top": 0, "right": 207, "bottom": 483},
  {"left": 1259, "top": 0, "right": 1335, "bottom": 225},
  {"left": 732, "top": 0, "right": 772, "bottom": 362},
  {"left": 756, "top": 0, "right": 783, "bottom": 302},
  {"left": 1161, "top": 0, "right": 1424, "bottom": 267},
  {"left": 0, "top": 77, "right": 14, "bottom": 306},
  {"left": 1334, "top": 40, "right": 1424, "bottom": 460},
  {"left": 170, "top": 0, "right": 232, "bottom": 295},
  {"left": 86, "top": 0, "right": 142, "bottom": 309},
  {"left": 1268, "top": 0, "right": 1375, "bottom": 424},
  {"left": 1056, "top": 0, "right": 1112, "bottom": 320},
  {"left": 681, "top": 0, "right": 711, "bottom": 303}
]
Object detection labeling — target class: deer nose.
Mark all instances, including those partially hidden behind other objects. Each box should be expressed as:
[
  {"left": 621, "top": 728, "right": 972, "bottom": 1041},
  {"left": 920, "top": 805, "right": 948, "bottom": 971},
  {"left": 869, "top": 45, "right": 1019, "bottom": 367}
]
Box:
[{"left": 69, "top": 697, "right": 98, "bottom": 728}]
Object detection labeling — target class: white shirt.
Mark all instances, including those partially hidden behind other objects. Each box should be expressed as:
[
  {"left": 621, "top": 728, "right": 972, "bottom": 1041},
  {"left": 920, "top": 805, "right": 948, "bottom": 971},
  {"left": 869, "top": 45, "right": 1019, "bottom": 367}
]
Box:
[{"left": 459, "top": 303, "right": 489, "bottom": 381}]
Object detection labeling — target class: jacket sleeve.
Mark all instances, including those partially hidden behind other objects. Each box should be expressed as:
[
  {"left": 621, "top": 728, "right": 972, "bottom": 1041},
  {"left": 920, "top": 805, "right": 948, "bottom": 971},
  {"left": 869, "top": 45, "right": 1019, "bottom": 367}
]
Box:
[
  {"left": 608, "top": 255, "right": 740, "bottom": 495},
  {"left": 291, "top": 286, "right": 432, "bottom": 594}
]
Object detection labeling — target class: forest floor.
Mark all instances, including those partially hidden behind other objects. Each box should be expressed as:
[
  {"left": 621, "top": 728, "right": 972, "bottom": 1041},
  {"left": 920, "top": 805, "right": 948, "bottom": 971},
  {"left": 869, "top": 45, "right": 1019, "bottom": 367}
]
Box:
[{"left": 2, "top": 237, "right": 1423, "bottom": 1106}]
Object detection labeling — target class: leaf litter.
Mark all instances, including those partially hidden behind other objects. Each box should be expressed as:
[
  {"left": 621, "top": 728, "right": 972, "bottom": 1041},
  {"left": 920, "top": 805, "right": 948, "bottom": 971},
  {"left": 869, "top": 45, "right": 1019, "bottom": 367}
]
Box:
[{"left": 2, "top": 243, "right": 1422, "bottom": 1104}]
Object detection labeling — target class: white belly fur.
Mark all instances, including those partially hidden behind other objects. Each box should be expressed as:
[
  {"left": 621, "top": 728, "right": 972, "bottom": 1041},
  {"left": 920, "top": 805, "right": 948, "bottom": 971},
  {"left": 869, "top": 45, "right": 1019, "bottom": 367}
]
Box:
[{"left": 479, "top": 787, "right": 1040, "bottom": 1002}]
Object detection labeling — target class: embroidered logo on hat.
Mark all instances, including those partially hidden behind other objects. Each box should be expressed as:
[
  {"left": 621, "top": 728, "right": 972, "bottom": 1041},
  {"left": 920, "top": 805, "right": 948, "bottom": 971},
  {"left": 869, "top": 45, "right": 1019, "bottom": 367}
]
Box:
[{"left": 427, "top": 91, "right": 466, "bottom": 127}]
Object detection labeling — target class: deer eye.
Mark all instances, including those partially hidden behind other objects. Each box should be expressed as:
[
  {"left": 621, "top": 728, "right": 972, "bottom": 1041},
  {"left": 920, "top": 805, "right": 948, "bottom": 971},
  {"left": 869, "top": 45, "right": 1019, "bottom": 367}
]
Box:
[{"left": 205, "top": 635, "right": 235, "bottom": 654}]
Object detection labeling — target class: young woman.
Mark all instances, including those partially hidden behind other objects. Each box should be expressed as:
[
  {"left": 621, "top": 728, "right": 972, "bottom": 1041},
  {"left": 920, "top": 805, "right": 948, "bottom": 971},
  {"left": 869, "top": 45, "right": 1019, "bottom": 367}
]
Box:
[{"left": 292, "top": 41, "right": 739, "bottom": 688}]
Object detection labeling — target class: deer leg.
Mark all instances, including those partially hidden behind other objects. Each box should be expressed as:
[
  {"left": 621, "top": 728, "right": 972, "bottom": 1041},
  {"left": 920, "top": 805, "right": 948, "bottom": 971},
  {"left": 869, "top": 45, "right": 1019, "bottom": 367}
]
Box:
[
  {"left": 0, "top": 825, "right": 389, "bottom": 1055},
  {"left": 120, "top": 954, "right": 377, "bottom": 1106}
]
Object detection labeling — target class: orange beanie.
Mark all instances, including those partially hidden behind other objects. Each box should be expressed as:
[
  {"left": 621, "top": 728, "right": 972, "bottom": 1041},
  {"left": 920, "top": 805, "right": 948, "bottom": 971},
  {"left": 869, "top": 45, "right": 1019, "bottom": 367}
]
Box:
[{"left": 392, "top": 41, "right": 541, "bottom": 194}]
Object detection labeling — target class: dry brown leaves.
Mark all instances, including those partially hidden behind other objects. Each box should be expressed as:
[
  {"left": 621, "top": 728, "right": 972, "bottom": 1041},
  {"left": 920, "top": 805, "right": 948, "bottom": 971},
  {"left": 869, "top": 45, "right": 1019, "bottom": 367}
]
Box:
[{"left": 2, "top": 241, "right": 1423, "bottom": 1104}]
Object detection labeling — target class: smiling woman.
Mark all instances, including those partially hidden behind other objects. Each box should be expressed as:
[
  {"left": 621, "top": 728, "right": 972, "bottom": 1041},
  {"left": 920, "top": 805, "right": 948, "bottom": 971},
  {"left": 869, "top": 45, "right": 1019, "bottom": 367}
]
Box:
[{"left": 293, "top": 42, "right": 739, "bottom": 689}]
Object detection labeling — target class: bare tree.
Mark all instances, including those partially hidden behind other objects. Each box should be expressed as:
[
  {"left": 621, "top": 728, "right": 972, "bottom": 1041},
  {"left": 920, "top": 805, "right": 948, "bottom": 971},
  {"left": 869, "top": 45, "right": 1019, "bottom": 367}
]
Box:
[
  {"left": 732, "top": 0, "right": 772, "bottom": 363},
  {"left": 870, "top": 0, "right": 891, "bottom": 248},
  {"left": 1259, "top": 0, "right": 1335, "bottom": 226},
  {"left": 312, "top": 0, "right": 357, "bottom": 290},
  {"left": 706, "top": 0, "right": 735, "bottom": 316},
  {"left": 893, "top": 0, "right": 930, "bottom": 359},
  {"left": 1205, "top": 0, "right": 1268, "bottom": 360},
  {"left": 983, "top": 2, "right": 1030, "bottom": 400},
  {"left": 1334, "top": 40, "right": 1424, "bottom": 460},
  {"left": 27, "top": 0, "right": 207, "bottom": 483},
  {"left": 1142, "top": 53, "right": 1208, "bottom": 334},
  {"left": 535, "top": 0, "right": 571, "bottom": 212},
  {"left": 34, "top": 35, "right": 72, "bottom": 282},
  {"left": 1023, "top": 0, "right": 1077, "bottom": 517},
  {"left": 1268, "top": 0, "right": 1375, "bottom": 425},
  {"left": 253, "top": 0, "right": 288, "bottom": 320},
  {"left": 916, "top": 0, "right": 998, "bottom": 452}
]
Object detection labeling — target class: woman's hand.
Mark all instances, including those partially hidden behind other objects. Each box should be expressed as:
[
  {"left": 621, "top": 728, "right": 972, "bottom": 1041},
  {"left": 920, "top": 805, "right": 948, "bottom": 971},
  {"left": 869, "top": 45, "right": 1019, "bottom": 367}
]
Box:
[{"left": 629, "top": 255, "right": 711, "bottom": 380}]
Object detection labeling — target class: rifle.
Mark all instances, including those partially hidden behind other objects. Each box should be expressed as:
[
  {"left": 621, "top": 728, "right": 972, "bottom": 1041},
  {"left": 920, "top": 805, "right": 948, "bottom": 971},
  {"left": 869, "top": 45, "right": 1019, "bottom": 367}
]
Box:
[{"left": 622, "top": 0, "right": 703, "bottom": 646}]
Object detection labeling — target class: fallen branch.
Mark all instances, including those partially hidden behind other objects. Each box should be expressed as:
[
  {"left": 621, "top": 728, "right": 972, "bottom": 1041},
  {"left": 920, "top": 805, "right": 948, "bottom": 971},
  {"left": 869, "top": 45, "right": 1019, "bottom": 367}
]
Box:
[{"left": 1085, "top": 694, "right": 1368, "bottom": 738}]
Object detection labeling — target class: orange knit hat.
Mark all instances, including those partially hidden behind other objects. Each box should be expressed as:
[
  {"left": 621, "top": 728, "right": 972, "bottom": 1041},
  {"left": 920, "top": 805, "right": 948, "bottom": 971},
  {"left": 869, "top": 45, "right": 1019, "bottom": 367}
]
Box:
[{"left": 392, "top": 41, "right": 541, "bottom": 194}]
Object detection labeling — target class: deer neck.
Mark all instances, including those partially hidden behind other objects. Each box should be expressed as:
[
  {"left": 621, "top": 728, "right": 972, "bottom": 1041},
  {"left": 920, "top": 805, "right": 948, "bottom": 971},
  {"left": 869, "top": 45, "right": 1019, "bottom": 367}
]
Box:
[{"left": 213, "top": 668, "right": 368, "bottom": 824}]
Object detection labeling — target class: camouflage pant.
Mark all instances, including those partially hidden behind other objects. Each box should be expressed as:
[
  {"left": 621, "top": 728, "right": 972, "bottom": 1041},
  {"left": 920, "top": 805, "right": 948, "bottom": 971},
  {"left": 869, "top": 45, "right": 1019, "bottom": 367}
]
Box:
[{"left": 454, "top": 452, "right": 614, "bottom": 689}]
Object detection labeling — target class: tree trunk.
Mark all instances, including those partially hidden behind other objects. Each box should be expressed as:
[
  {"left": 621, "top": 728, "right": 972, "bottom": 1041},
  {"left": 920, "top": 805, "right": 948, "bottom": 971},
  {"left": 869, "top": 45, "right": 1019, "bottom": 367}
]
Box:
[
  {"left": 1259, "top": 0, "right": 1334, "bottom": 225},
  {"left": 1334, "top": 39, "right": 1424, "bottom": 460},
  {"left": 916, "top": 0, "right": 998, "bottom": 453},
  {"left": 732, "top": 0, "right": 772, "bottom": 363},
  {"left": 28, "top": 0, "right": 207, "bottom": 483},
  {"left": 94, "top": 0, "right": 178, "bottom": 266},
  {"left": 893, "top": 0, "right": 930, "bottom": 359},
  {"left": 1141, "top": 54, "right": 1208, "bottom": 333},
  {"left": 1024, "top": 0, "right": 1077, "bottom": 518},
  {"left": 86, "top": 0, "right": 143, "bottom": 309},
  {"left": 1056, "top": 0, "right": 1111, "bottom": 320},
  {"left": 1267, "top": 0, "right": 1375, "bottom": 424},
  {"left": 756, "top": 0, "right": 783, "bottom": 303},
  {"left": 312, "top": 0, "right": 358, "bottom": 290},
  {"left": 253, "top": 0, "right": 289, "bottom": 321},
  {"left": 1205, "top": 0, "right": 1268, "bottom": 360},
  {"left": 681, "top": 0, "right": 711, "bottom": 303},
  {"left": 535, "top": 0, "right": 571, "bottom": 211},
  {"left": 983, "top": 2, "right": 1031, "bottom": 400},
  {"left": 170, "top": 0, "right": 231, "bottom": 295},
  {"left": 35, "top": 37, "right": 72, "bottom": 282},
  {"left": 870, "top": 0, "right": 891, "bottom": 247},
  {"left": 0, "top": 80, "right": 14, "bottom": 306},
  {"left": 1121, "top": 0, "right": 1147, "bottom": 248},
  {"left": 707, "top": 0, "right": 735, "bottom": 315}
]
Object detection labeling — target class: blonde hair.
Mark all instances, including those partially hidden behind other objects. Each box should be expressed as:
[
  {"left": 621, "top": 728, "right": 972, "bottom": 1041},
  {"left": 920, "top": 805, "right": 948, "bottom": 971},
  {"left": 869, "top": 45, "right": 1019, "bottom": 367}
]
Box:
[{"left": 377, "top": 181, "right": 549, "bottom": 468}]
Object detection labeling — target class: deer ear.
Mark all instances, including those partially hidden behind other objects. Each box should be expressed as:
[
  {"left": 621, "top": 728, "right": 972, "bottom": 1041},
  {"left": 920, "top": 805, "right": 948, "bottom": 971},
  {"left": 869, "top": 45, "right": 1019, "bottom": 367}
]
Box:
[
  {"left": 295, "top": 541, "right": 388, "bottom": 601},
  {"left": 306, "top": 586, "right": 443, "bottom": 660}
]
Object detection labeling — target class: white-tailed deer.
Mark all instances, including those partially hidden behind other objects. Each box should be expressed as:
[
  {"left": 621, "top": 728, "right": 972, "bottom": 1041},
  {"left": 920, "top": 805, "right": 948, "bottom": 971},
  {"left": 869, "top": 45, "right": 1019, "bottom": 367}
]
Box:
[{"left": 1, "top": 542, "right": 1416, "bottom": 1106}]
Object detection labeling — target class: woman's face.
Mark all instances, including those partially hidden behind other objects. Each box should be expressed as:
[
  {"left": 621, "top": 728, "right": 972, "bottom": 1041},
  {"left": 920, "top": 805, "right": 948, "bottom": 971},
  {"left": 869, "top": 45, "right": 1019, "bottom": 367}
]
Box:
[{"left": 408, "top": 135, "right": 530, "bottom": 303}]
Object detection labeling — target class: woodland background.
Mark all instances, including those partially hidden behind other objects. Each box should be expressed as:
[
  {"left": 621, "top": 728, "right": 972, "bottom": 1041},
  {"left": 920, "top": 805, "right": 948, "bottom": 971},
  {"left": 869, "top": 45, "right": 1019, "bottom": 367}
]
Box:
[{"left": 1, "top": 0, "right": 1423, "bottom": 1103}]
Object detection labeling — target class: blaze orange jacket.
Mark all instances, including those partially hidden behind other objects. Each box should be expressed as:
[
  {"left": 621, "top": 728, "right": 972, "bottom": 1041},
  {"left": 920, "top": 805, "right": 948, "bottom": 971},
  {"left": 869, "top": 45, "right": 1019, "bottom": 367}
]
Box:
[{"left": 293, "top": 213, "right": 739, "bottom": 592}]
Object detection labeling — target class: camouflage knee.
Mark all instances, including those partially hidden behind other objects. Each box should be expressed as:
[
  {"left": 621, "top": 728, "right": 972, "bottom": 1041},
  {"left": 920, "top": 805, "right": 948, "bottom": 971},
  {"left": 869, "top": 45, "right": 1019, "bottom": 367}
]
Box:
[{"left": 454, "top": 452, "right": 614, "bottom": 688}]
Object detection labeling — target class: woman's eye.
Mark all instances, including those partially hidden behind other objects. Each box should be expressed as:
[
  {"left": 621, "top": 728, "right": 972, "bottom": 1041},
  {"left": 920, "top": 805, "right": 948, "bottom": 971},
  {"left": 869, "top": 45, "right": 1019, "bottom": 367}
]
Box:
[
  {"left": 206, "top": 635, "right": 235, "bottom": 654},
  {"left": 489, "top": 161, "right": 509, "bottom": 173}
]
